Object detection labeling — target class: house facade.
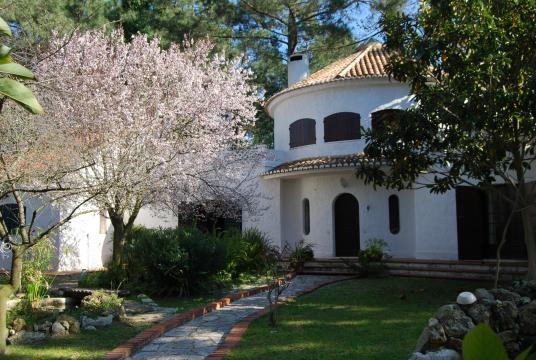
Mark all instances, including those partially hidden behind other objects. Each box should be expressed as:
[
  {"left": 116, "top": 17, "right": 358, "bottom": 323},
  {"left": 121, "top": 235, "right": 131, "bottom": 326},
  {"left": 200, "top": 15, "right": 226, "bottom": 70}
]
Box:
[{"left": 243, "top": 42, "right": 529, "bottom": 261}]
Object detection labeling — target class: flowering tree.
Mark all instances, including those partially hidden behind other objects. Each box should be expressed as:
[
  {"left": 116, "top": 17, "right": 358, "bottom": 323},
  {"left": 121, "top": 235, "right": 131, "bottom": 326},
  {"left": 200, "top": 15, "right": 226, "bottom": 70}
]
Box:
[{"left": 37, "top": 30, "right": 259, "bottom": 267}]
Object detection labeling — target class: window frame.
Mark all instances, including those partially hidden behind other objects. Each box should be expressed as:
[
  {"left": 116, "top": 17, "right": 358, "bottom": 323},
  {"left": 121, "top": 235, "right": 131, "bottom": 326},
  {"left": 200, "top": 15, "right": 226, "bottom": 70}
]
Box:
[
  {"left": 388, "top": 195, "right": 400, "bottom": 234},
  {"left": 303, "top": 198, "right": 310, "bottom": 235},
  {"left": 289, "top": 118, "right": 316, "bottom": 148},
  {"left": 323, "top": 112, "right": 361, "bottom": 142}
]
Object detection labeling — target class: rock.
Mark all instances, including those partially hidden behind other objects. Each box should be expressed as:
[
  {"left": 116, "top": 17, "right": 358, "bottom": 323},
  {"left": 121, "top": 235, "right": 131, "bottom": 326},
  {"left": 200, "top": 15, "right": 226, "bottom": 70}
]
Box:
[
  {"left": 409, "top": 349, "right": 462, "bottom": 360},
  {"left": 505, "top": 341, "right": 521, "bottom": 358},
  {"left": 466, "top": 303, "right": 491, "bottom": 325},
  {"left": 69, "top": 321, "right": 81, "bottom": 334},
  {"left": 8, "top": 329, "right": 15, "bottom": 336},
  {"left": 490, "top": 289, "right": 522, "bottom": 304},
  {"left": 12, "top": 318, "right": 26, "bottom": 332},
  {"left": 60, "top": 321, "right": 70, "bottom": 331},
  {"left": 7, "top": 330, "right": 46, "bottom": 345},
  {"left": 474, "top": 288, "right": 495, "bottom": 303},
  {"left": 457, "top": 292, "right": 477, "bottom": 305},
  {"left": 519, "top": 304, "right": 536, "bottom": 335},
  {"left": 84, "top": 325, "right": 97, "bottom": 331},
  {"left": 436, "top": 304, "right": 475, "bottom": 338},
  {"left": 513, "top": 280, "right": 536, "bottom": 298},
  {"left": 520, "top": 297, "right": 532, "bottom": 306},
  {"left": 51, "top": 321, "right": 68, "bottom": 336},
  {"left": 81, "top": 314, "right": 113, "bottom": 328},
  {"left": 415, "top": 318, "right": 447, "bottom": 353},
  {"left": 499, "top": 330, "right": 517, "bottom": 344},
  {"left": 446, "top": 337, "right": 463, "bottom": 353},
  {"left": 493, "top": 301, "right": 518, "bottom": 332}
]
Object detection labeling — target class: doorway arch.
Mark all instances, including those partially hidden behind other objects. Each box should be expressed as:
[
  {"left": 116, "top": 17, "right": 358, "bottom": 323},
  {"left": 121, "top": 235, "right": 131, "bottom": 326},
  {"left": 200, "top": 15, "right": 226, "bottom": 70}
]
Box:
[{"left": 334, "top": 193, "right": 360, "bottom": 256}]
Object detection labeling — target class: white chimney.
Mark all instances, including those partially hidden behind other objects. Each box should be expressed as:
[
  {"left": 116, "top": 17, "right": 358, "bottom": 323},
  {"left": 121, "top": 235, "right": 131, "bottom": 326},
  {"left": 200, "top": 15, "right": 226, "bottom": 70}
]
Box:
[{"left": 288, "top": 53, "right": 309, "bottom": 87}]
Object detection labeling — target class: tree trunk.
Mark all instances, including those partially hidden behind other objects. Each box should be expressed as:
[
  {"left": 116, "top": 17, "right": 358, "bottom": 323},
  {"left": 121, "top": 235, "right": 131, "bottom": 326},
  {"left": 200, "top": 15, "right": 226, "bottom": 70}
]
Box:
[
  {"left": 109, "top": 211, "right": 126, "bottom": 267},
  {"left": 521, "top": 207, "right": 536, "bottom": 280},
  {"left": 0, "top": 285, "right": 14, "bottom": 354},
  {"left": 10, "top": 246, "right": 24, "bottom": 293}
]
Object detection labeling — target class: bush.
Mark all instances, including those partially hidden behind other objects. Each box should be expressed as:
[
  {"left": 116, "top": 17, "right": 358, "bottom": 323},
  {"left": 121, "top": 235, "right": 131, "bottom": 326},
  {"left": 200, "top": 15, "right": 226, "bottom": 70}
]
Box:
[
  {"left": 23, "top": 237, "right": 55, "bottom": 306},
  {"left": 126, "top": 226, "right": 228, "bottom": 295},
  {"left": 223, "top": 228, "right": 279, "bottom": 279},
  {"left": 361, "top": 238, "right": 389, "bottom": 261},
  {"left": 288, "top": 240, "right": 314, "bottom": 272},
  {"left": 81, "top": 290, "right": 123, "bottom": 316}
]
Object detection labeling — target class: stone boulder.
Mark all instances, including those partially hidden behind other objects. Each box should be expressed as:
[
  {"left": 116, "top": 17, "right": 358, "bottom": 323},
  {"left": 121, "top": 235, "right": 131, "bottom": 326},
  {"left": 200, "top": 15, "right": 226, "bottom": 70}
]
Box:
[
  {"left": 7, "top": 330, "right": 46, "bottom": 345},
  {"left": 466, "top": 303, "right": 491, "bottom": 325},
  {"left": 51, "top": 321, "right": 69, "bottom": 337},
  {"left": 492, "top": 301, "right": 518, "bottom": 332},
  {"left": 513, "top": 280, "right": 536, "bottom": 299},
  {"left": 519, "top": 301, "right": 536, "bottom": 335},
  {"left": 490, "top": 289, "right": 521, "bottom": 305},
  {"left": 81, "top": 314, "right": 113, "bottom": 329},
  {"left": 436, "top": 304, "right": 475, "bottom": 338},
  {"left": 57, "top": 314, "right": 81, "bottom": 334},
  {"left": 410, "top": 349, "right": 462, "bottom": 360},
  {"left": 474, "top": 288, "right": 495, "bottom": 304},
  {"left": 11, "top": 318, "right": 26, "bottom": 332},
  {"left": 415, "top": 318, "right": 447, "bottom": 353}
]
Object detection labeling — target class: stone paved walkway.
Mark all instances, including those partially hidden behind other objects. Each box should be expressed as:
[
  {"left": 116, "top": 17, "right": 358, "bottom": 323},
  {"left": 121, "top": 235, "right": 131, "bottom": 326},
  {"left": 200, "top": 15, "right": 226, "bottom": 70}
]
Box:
[{"left": 129, "top": 275, "right": 348, "bottom": 360}]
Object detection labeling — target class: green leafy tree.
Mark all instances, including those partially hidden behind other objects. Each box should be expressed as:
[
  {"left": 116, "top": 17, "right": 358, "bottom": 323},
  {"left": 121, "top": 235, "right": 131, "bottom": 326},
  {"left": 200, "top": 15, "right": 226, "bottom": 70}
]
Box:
[{"left": 356, "top": 0, "right": 536, "bottom": 279}]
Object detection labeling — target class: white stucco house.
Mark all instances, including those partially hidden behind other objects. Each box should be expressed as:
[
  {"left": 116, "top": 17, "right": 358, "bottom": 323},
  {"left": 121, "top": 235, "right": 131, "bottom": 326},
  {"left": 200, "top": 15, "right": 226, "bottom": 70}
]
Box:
[{"left": 242, "top": 42, "right": 528, "bottom": 262}]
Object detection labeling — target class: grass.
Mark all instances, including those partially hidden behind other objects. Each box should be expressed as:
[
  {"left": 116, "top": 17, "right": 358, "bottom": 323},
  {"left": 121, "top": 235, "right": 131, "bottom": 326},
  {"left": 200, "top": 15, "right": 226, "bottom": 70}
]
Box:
[
  {"left": 4, "top": 295, "right": 216, "bottom": 360},
  {"left": 225, "top": 276, "right": 491, "bottom": 360}
]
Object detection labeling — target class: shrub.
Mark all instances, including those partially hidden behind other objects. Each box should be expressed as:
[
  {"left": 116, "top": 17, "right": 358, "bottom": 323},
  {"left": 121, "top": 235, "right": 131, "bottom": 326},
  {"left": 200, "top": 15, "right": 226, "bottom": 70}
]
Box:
[
  {"left": 223, "top": 228, "right": 279, "bottom": 278},
  {"left": 23, "top": 237, "right": 55, "bottom": 306},
  {"left": 126, "top": 226, "right": 228, "bottom": 295},
  {"left": 288, "top": 240, "right": 314, "bottom": 272},
  {"left": 361, "top": 238, "right": 389, "bottom": 261},
  {"left": 81, "top": 290, "right": 123, "bottom": 317}
]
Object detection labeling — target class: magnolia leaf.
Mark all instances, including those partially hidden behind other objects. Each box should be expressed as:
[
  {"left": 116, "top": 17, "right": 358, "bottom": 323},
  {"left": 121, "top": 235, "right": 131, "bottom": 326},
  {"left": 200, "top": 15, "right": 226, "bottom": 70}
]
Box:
[
  {"left": 515, "top": 346, "right": 532, "bottom": 360},
  {"left": 462, "top": 324, "right": 509, "bottom": 360},
  {"left": 0, "top": 44, "right": 10, "bottom": 57},
  {"left": 0, "top": 63, "right": 35, "bottom": 79},
  {"left": 0, "top": 17, "right": 11, "bottom": 37},
  {"left": 0, "top": 78, "right": 43, "bottom": 114}
]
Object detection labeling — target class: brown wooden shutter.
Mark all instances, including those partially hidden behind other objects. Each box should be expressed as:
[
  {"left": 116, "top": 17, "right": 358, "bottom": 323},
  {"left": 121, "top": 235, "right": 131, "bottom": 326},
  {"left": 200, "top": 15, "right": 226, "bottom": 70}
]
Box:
[
  {"left": 289, "top": 118, "right": 316, "bottom": 148},
  {"left": 371, "top": 109, "right": 403, "bottom": 131},
  {"left": 324, "top": 112, "right": 360, "bottom": 142}
]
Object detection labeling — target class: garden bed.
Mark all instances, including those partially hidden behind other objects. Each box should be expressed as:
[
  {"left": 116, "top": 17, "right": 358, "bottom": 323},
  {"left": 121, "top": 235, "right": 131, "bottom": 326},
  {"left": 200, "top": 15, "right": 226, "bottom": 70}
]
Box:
[{"left": 224, "top": 277, "right": 491, "bottom": 360}]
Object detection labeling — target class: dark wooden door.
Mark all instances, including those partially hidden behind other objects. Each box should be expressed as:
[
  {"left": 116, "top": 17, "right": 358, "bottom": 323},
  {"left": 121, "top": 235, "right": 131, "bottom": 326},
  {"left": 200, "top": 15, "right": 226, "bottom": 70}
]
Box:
[
  {"left": 335, "top": 193, "right": 360, "bottom": 256},
  {"left": 456, "top": 187, "right": 488, "bottom": 260}
]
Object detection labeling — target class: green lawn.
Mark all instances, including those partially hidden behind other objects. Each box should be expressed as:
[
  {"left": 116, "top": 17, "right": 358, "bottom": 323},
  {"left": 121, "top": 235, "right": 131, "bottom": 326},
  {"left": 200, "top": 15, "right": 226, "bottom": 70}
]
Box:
[
  {"left": 4, "top": 295, "right": 215, "bottom": 360},
  {"left": 225, "top": 276, "right": 490, "bottom": 360}
]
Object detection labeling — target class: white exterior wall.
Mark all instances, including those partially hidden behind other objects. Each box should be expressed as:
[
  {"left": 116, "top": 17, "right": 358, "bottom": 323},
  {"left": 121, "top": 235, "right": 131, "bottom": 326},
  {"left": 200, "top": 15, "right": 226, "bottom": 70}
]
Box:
[
  {"left": 0, "top": 199, "right": 177, "bottom": 271},
  {"left": 268, "top": 78, "right": 413, "bottom": 162},
  {"left": 274, "top": 170, "right": 418, "bottom": 258},
  {"left": 240, "top": 77, "right": 463, "bottom": 260}
]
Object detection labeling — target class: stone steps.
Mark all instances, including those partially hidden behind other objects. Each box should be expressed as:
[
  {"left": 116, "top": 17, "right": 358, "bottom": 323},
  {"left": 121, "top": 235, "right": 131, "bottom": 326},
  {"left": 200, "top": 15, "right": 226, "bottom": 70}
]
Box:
[{"left": 299, "top": 258, "right": 528, "bottom": 281}]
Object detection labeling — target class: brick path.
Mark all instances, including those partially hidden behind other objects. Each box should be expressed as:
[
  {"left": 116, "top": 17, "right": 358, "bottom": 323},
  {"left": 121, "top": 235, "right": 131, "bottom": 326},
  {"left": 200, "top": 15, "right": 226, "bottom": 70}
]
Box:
[{"left": 128, "top": 275, "right": 348, "bottom": 360}]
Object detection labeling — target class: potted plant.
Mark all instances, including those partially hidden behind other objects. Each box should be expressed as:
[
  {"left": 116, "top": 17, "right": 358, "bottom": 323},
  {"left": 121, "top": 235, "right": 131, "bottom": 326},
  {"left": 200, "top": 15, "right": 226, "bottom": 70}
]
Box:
[{"left": 361, "top": 239, "right": 389, "bottom": 262}]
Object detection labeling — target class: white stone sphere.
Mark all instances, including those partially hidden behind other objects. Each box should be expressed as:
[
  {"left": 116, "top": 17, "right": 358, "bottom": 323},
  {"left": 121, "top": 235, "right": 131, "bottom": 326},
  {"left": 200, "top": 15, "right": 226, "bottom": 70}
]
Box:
[{"left": 457, "top": 291, "right": 477, "bottom": 305}]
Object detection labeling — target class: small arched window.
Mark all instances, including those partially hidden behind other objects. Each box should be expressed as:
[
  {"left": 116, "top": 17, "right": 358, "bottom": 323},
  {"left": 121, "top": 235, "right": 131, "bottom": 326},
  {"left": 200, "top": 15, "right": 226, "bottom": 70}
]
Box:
[
  {"left": 324, "top": 112, "right": 361, "bottom": 142},
  {"left": 289, "top": 118, "right": 316, "bottom": 148},
  {"left": 371, "top": 109, "right": 404, "bottom": 132},
  {"left": 388, "top": 195, "right": 400, "bottom": 234},
  {"left": 303, "top": 198, "right": 310, "bottom": 235}
]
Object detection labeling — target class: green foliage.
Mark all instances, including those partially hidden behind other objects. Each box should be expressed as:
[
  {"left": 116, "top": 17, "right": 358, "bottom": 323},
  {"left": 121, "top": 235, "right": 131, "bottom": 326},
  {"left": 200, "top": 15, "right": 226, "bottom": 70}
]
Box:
[
  {"left": 81, "top": 290, "right": 123, "bottom": 316},
  {"left": 22, "top": 237, "right": 55, "bottom": 288},
  {"left": 361, "top": 238, "right": 389, "bottom": 261},
  {"left": 126, "top": 226, "right": 229, "bottom": 296},
  {"left": 288, "top": 240, "right": 314, "bottom": 272},
  {"left": 0, "top": 14, "right": 41, "bottom": 113},
  {"left": 223, "top": 228, "right": 279, "bottom": 279},
  {"left": 463, "top": 324, "right": 536, "bottom": 360}
]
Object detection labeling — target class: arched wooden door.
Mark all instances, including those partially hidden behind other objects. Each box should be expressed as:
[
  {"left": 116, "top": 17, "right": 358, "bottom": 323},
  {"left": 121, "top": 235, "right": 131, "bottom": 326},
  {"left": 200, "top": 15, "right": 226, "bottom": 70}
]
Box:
[{"left": 334, "top": 193, "right": 360, "bottom": 256}]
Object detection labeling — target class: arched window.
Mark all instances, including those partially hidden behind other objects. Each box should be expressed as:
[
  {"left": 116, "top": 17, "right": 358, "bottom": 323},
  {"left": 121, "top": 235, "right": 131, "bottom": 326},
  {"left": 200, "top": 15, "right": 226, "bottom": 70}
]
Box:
[
  {"left": 388, "top": 195, "right": 400, "bottom": 234},
  {"left": 289, "top": 118, "right": 316, "bottom": 148},
  {"left": 303, "top": 198, "right": 310, "bottom": 235},
  {"left": 371, "top": 109, "right": 404, "bottom": 131},
  {"left": 323, "top": 112, "right": 361, "bottom": 142}
]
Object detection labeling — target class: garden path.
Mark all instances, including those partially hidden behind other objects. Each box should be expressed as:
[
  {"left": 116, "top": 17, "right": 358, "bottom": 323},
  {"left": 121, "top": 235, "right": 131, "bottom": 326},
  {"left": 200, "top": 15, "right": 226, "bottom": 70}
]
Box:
[{"left": 129, "top": 275, "right": 348, "bottom": 360}]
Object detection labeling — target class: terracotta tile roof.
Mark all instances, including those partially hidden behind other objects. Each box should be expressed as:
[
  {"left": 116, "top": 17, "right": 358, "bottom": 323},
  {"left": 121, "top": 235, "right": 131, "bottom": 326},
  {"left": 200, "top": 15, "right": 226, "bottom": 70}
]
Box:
[
  {"left": 266, "top": 42, "right": 391, "bottom": 110},
  {"left": 263, "top": 153, "right": 385, "bottom": 176}
]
